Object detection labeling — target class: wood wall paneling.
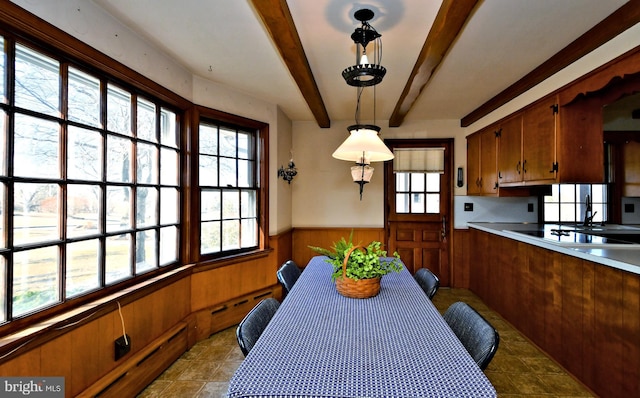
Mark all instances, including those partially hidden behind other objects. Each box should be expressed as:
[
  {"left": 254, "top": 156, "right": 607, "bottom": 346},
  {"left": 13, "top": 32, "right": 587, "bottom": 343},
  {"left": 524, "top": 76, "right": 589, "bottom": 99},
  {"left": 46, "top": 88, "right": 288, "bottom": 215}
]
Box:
[{"left": 292, "top": 228, "right": 384, "bottom": 267}]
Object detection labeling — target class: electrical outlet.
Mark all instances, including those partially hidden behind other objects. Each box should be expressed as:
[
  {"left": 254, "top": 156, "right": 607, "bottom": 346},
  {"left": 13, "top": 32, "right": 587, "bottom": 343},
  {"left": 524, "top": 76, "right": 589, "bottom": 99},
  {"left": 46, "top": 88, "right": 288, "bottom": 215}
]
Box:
[
  {"left": 464, "top": 203, "right": 473, "bottom": 211},
  {"left": 528, "top": 203, "right": 534, "bottom": 212},
  {"left": 114, "top": 334, "right": 131, "bottom": 361},
  {"left": 625, "top": 203, "right": 635, "bottom": 213}
]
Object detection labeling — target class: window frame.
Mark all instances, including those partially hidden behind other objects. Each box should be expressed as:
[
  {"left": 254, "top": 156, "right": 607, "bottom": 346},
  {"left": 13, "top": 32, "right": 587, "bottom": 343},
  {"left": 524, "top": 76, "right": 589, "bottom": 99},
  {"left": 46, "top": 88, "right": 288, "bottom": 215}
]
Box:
[{"left": 191, "top": 106, "right": 268, "bottom": 264}]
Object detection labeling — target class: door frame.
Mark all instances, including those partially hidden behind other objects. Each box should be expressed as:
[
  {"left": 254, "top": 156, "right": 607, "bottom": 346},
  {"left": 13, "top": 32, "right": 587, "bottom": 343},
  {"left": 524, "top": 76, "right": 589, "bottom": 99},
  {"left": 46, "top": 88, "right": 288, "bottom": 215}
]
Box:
[{"left": 383, "top": 138, "right": 455, "bottom": 285}]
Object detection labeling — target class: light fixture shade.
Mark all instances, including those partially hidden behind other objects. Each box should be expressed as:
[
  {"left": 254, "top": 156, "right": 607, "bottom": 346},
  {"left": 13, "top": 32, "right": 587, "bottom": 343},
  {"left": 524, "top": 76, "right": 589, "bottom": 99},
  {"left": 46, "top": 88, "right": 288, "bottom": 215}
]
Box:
[{"left": 332, "top": 125, "right": 394, "bottom": 163}]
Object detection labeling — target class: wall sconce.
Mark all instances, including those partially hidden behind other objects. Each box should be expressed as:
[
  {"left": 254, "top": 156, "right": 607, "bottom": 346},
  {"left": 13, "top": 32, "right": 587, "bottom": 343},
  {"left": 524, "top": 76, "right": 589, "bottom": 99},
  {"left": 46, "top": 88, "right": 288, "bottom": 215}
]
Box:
[{"left": 278, "top": 158, "right": 297, "bottom": 184}]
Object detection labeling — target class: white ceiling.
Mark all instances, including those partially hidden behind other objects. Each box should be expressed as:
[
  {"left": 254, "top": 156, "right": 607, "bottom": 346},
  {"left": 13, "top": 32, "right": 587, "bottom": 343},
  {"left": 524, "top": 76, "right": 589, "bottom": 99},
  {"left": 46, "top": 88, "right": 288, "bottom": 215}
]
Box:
[{"left": 92, "top": 0, "right": 628, "bottom": 125}]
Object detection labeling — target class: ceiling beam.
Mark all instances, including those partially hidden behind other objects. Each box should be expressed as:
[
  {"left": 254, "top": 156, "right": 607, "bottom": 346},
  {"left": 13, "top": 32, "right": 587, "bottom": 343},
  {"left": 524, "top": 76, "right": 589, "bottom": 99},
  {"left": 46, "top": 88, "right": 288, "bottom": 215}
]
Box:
[
  {"left": 389, "top": 0, "right": 479, "bottom": 127},
  {"left": 461, "top": 0, "right": 640, "bottom": 127},
  {"left": 250, "top": 0, "right": 330, "bottom": 128}
]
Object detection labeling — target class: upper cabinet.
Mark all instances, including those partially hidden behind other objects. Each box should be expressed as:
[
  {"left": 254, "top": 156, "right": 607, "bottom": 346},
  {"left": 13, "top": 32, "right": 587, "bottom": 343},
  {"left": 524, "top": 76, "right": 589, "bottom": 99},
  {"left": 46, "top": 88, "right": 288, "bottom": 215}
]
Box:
[
  {"left": 467, "top": 124, "right": 498, "bottom": 195},
  {"left": 497, "top": 93, "right": 603, "bottom": 188}
]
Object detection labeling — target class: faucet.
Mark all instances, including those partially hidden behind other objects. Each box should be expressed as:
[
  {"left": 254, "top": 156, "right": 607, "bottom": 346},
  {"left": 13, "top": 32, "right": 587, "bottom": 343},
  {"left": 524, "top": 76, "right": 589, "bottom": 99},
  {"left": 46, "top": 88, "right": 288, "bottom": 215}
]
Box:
[{"left": 582, "top": 194, "right": 597, "bottom": 227}]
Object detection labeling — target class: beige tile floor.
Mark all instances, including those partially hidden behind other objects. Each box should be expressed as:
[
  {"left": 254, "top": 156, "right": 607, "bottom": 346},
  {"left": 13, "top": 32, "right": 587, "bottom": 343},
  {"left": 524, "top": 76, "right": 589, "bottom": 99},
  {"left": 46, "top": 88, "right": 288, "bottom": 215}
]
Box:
[{"left": 138, "top": 288, "right": 595, "bottom": 397}]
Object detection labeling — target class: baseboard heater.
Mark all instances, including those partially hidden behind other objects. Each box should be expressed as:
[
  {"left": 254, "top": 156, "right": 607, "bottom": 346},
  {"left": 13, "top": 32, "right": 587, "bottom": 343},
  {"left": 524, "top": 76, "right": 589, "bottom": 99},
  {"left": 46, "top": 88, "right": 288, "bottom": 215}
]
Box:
[{"left": 78, "top": 322, "right": 188, "bottom": 398}]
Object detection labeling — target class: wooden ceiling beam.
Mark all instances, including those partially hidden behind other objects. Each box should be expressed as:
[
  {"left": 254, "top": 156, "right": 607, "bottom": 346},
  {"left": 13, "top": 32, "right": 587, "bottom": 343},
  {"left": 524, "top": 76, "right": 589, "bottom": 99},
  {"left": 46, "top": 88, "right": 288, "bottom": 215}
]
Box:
[
  {"left": 461, "top": 0, "right": 640, "bottom": 127},
  {"left": 389, "top": 0, "right": 479, "bottom": 127},
  {"left": 250, "top": 0, "right": 331, "bottom": 128}
]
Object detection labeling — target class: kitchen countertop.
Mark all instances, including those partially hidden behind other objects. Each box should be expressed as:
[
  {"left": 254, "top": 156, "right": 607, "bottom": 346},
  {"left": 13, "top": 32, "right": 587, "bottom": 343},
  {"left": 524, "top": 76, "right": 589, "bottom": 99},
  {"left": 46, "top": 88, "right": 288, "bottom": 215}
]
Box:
[{"left": 469, "top": 222, "right": 640, "bottom": 275}]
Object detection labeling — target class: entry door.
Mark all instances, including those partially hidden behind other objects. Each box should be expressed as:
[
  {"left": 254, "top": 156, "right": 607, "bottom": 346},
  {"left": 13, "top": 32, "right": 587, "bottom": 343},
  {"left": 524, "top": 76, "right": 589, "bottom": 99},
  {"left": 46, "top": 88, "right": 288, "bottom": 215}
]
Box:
[{"left": 384, "top": 139, "right": 453, "bottom": 286}]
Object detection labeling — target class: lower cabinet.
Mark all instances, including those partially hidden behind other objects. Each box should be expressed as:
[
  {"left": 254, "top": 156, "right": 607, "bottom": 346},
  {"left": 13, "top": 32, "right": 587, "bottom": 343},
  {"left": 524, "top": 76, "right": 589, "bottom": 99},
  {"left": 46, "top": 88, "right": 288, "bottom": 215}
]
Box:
[{"left": 469, "top": 229, "right": 640, "bottom": 398}]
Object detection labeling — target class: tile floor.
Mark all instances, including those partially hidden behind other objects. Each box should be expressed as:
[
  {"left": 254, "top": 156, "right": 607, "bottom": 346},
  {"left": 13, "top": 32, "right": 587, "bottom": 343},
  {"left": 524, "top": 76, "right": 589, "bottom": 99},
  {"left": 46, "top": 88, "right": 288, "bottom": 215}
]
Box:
[{"left": 138, "top": 288, "right": 595, "bottom": 397}]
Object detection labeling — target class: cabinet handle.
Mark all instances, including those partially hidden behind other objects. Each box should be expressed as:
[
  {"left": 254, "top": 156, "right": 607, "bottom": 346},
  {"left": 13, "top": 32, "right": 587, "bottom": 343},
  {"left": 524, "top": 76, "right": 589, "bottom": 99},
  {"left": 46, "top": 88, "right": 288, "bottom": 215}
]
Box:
[
  {"left": 498, "top": 171, "right": 502, "bottom": 179},
  {"left": 522, "top": 160, "right": 527, "bottom": 173},
  {"left": 516, "top": 161, "right": 521, "bottom": 174}
]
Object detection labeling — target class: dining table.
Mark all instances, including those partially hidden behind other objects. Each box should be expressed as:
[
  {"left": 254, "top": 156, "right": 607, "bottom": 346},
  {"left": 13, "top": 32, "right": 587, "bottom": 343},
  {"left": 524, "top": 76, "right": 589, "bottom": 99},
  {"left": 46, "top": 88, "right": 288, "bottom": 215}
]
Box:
[{"left": 226, "top": 255, "right": 497, "bottom": 398}]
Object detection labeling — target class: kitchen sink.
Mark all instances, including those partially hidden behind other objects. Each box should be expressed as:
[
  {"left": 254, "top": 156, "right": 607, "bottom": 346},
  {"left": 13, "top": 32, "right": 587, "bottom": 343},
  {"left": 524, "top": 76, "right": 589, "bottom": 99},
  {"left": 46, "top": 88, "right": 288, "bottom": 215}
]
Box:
[{"left": 506, "top": 225, "right": 640, "bottom": 247}]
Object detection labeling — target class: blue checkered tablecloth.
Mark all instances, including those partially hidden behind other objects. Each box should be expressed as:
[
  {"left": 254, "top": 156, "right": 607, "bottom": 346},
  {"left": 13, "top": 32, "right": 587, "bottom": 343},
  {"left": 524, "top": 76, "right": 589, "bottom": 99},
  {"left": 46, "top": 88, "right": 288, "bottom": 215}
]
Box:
[{"left": 227, "top": 256, "right": 497, "bottom": 398}]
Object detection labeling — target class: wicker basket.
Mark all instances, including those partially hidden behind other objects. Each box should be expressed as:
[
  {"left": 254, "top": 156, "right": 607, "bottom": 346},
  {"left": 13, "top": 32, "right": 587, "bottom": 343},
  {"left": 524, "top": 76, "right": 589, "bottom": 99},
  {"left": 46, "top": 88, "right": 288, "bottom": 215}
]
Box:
[{"left": 335, "top": 245, "right": 381, "bottom": 299}]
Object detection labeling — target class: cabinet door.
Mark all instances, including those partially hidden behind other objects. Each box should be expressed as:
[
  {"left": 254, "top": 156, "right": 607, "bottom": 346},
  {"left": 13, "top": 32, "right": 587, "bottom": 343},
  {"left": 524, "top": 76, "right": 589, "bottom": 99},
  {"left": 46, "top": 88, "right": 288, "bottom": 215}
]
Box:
[
  {"left": 479, "top": 128, "right": 498, "bottom": 194},
  {"left": 466, "top": 133, "right": 481, "bottom": 195},
  {"left": 523, "top": 97, "right": 557, "bottom": 182},
  {"left": 497, "top": 114, "right": 523, "bottom": 184}
]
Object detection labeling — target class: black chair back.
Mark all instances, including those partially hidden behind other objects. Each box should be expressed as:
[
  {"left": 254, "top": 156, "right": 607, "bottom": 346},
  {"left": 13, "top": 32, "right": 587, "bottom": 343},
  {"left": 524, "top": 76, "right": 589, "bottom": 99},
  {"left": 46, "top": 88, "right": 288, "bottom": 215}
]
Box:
[
  {"left": 277, "top": 260, "right": 301, "bottom": 298},
  {"left": 236, "top": 298, "right": 280, "bottom": 357},
  {"left": 443, "top": 301, "right": 500, "bottom": 370},
  {"left": 414, "top": 268, "right": 440, "bottom": 299}
]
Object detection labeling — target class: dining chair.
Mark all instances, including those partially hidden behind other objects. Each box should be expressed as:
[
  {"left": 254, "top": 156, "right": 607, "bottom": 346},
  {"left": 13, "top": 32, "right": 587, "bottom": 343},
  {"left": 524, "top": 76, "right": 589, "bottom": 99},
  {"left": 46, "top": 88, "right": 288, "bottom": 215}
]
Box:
[
  {"left": 277, "top": 260, "right": 301, "bottom": 298},
  {"left": 414, "top": 268, "right": 440, "bottom": 299},
  {"left": 443, "top": 301, "right": 500, "bottom": 370},
  {"left": 236, "top": 298, "right": 281, "bottom": 357}
]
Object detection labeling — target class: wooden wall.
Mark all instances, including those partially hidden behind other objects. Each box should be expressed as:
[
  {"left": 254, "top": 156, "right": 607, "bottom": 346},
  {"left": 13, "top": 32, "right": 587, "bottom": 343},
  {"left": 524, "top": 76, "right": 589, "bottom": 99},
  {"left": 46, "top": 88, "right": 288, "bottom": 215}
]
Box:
[{"left": 469, "top": 228, "right": 640, "bottom": 397}]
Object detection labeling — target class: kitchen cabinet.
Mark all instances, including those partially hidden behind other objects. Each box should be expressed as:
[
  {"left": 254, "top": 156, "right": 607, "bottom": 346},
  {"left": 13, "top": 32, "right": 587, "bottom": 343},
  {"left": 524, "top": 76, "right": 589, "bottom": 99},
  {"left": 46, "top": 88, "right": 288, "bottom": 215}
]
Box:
[
  {"left": 496, "top": 93, "right": 604, "bottom": 187},
  {"left": 466, "top": 124, "right": 498, "bottom": 195},
  {"left": 468, "top": 228, "right": 640, "bottom": 398}
]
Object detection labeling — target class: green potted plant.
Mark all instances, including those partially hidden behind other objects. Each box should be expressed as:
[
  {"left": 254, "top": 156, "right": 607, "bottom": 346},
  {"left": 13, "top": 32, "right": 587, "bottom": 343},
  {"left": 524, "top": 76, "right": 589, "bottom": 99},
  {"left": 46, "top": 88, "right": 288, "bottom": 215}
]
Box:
[{"left": 309, "top": 232, "right": 402, "bottom": 298}]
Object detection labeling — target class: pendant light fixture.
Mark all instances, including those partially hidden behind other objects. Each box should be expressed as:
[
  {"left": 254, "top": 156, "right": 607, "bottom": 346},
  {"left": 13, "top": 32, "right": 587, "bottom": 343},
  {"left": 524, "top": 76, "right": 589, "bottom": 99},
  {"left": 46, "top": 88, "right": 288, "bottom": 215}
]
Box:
[{"left": 333, "top": 9, "right": 393, "bottom": 200}]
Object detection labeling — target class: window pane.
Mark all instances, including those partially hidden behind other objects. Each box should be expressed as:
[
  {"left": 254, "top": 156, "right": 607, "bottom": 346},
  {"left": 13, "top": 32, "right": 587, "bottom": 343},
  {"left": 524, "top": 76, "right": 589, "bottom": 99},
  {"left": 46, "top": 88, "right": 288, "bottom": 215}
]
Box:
[
  {"left": 159, "top": 226, "right": 177, "bottom": 265},
  {"left": 107, "top": 135, "right": 132, "bottom": 182},
  {"left": 136, "top": 229, "right": 157, "bottom": 273},
  {"left": 68, "top": 126, "right": 101, "bottom": 181},
  {"left": 396, "top": 193, "right": 409, "bottom": 213},
  {"left": 68, "top": 67, "right": 100, "bottom": 127},
  {"left": 106, "top": 186, "right": 131, "bottom": 232},
  {"left": 14, "top": 114, "right": 59, "bottom": 178},
  {"left": 0, "top": 110, "right": 5, "bottom": 176},
  {"left": 0, "top": 257, "right": 5, "bottom": 322},
  {"left": 238, "top": 159, "right": 253, "bottom": 188},
  {"left": 426, "top": 173, "right": 440, "bottom": 191},
  {"left": 238, "top": 131, "right": 253, "bottom": 159},
  {"left": 411, "top": 193, "right": 425, "bottom": 213},
  {"left": 136, "top": 187, "right": 158, "bottom": 227},
  {"left": 15, "top": 44, "right": 59, "bottom": 117},
  {"left": 241, "top": 190, "right": 256, "bottom": 218},
  {"left": 137, "top": 142, "right": 157, "bottom": 184},
  {"left": 559, "top": 184, "right": 576, "bottom": 202},
  {"left": 396, "top": 173, "right": 409, "bottom": 191},
  {"left": 199, "top": 123, "right": 218, "bottom": 155},
  {"left": 219, "top": 127, "right": 236, "bottom": 157},
  {"left": 14, "top": 183, "right": 59, "bottom": 245},
  {"left": 411, "top": 173, "right": 424, "bottom": 192},
  {"left": 241, "top": 218, "right": 257, "bottom": 248},
  {"left": 160, "top": 148, "right": 178, "bottom": 186},
  {"left": 222, "top": 190, "right": 239, "bottom": 219},
  {"left": 201, "top": 221, "right": 220, "bottom": 253},
  {"left": 67, "top": 184, "right": 100, "bottom": 238},
  {"left": 0, "top": 184, "right": 5, "bottom": 248},
  {"left": 137, "top": 97, "right": 156, "bottom": 142},
  {"left": 106, "top": 234, "right": 132, "bottom": 284},
  {"left": 222, "top": 220, "right": 239, "bottom": 250},
  {"left": 426, "top": 193, "right": 440, "bottom": 213},
  {"left": 161, "top": 108, "right": 178, "bottom": 148},
  {"left": 66, "top": 239, "right": 99, "bottom": 298},
  {"left": 199, "top": 155, "right": 218, "bottom": 186},
  {"left": 220, "top": 158, "right": 236, "bottom": 187},
  {"left": 0, "top": 37, "right": 4, "bottom": 103},
  {"left": 160, "top": 187, "right": 178, "bottom": 225},
  {"left": 13, "top": 247, "right": 59, "bottom": 317},
  {"left": 107, "top": 84, "right": 131, "bottom": 135},
  {"left": 201, "top": 190, "right": 221, "bottom": 222}
]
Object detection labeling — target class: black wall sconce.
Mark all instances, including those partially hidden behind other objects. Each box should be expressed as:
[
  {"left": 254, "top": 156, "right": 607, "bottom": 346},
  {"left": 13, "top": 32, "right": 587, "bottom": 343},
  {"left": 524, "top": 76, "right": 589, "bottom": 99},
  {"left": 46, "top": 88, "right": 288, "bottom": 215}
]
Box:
[{"left": 278, "top": 160, "right": 297, "bottom": 184}]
